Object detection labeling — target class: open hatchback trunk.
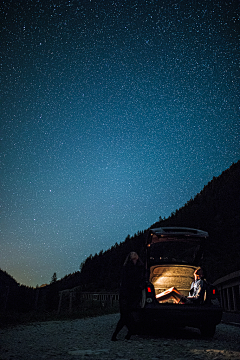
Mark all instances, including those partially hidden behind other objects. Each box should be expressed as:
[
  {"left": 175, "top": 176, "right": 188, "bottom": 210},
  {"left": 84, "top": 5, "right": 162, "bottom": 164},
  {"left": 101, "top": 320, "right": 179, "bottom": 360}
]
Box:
[
  {"left": 136, "top": 227, "right": 223, "bottom": 337},
  {"left": 150, "top": 264, "right": 197, "bottom": 301}
]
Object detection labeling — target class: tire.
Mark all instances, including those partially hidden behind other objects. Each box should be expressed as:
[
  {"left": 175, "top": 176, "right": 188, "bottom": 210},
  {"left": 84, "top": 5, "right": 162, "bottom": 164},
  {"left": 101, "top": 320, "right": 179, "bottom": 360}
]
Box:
[{"left": 200, "top": 323, "right": 216, "bottom": 338}]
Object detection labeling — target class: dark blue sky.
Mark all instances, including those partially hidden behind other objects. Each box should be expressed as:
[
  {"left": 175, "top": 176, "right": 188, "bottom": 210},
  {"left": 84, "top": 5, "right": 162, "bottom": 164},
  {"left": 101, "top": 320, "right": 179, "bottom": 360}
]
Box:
[{"left": 1, "top": 0, "right": 239, "bottom": 287}]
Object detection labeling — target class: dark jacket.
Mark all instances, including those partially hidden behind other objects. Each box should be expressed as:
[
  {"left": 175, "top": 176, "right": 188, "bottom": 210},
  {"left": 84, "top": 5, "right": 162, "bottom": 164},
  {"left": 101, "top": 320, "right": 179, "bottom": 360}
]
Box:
[{"left": 119, "top": 260, "right": 145, "bottom": 310}]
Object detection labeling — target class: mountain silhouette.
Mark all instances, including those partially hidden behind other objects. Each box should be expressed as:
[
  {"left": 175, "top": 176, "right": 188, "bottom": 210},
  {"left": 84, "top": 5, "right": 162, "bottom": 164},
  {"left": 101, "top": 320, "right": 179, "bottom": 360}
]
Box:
[{"left": 1, "top": 160, "right": 239, "bottom": 306}]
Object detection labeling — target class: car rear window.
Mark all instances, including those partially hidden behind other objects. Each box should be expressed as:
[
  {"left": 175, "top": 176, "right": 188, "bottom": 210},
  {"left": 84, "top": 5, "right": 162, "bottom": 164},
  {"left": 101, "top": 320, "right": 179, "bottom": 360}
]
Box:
[{"left": 149, "top": 240, "right": 201, "bottom": 265}]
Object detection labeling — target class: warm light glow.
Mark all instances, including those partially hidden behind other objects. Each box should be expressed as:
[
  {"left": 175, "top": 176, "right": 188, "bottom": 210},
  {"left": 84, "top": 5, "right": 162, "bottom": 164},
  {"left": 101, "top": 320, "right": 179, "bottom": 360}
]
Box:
[{"left": 150, "top": 264, "right": 196, "bottom": 296}]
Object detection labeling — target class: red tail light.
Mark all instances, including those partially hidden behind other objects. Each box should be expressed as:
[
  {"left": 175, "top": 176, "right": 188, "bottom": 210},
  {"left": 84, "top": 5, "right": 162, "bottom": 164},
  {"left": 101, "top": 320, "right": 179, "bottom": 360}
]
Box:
[
  {"left": 147, "top": 287, "right": 152, "bottom": 293},
  {"left": 213, "top": 288, "right": 216, "bottom": 295}
]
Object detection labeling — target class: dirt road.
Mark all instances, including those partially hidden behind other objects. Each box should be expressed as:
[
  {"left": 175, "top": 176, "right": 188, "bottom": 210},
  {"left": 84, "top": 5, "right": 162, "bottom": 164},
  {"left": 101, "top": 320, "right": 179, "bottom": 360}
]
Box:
[{"left": 0, "top": 313, "right": 239, "bottom": 359}]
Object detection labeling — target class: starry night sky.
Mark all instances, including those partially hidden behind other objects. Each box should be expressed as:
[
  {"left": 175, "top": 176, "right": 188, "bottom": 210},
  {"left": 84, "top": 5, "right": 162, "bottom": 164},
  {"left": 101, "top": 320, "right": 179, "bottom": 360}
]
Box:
[{"left": 1, "top": 0, "right": 239, "bottom": 287}]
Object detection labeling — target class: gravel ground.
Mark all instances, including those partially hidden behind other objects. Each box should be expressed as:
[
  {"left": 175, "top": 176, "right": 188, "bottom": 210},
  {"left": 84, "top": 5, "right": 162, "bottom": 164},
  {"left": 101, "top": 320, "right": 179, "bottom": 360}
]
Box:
[{"left": 0, "top": 313, "right": 239, "bottom": 360}]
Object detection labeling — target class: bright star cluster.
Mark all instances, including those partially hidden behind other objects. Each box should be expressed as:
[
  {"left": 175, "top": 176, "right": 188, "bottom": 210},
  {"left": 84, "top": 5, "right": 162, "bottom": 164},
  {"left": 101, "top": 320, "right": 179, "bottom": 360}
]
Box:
[{"left": 1, "top": 0, "right": 239, "bottom": 287}]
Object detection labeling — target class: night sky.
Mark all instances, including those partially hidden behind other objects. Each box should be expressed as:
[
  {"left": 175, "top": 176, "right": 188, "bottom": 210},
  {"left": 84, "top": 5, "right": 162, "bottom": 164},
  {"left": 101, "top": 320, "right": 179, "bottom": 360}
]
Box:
[{"left": 1, "top": 0, "right": 239, "bottom": 287}]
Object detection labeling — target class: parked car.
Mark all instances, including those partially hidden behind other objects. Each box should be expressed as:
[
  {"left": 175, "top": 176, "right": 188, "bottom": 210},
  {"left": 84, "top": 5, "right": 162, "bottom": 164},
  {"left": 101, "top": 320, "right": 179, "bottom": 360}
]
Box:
[{"left": 136, "top": 227, "right": 222, "bottom": 337}]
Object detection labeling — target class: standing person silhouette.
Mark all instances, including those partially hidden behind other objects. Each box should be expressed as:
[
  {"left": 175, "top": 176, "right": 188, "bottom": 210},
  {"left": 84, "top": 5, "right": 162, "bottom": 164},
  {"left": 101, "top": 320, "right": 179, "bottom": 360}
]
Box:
[{"left": 111, "top": 252, "right": 145, "bottom": 341}]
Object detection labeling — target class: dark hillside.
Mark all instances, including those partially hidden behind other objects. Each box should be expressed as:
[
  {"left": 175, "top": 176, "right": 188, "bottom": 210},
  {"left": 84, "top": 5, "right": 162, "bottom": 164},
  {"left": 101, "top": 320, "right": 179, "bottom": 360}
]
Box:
[
  {"left": 0, "top": 269, "right": 19, "bottom": 288},
  {"left": 0, "top": 269, "right": 36, "bottom": 313},
  {"left": 1, "top": 161, "right": 239, "bottom": 306},
  {"left": 78, "top": 232, "right": 147, "bottom": 292},
  {"left": 150, "top": 160, "right": 240, "bottom": 282},
  {"left": 74, "top": 160, "right": 240, "bottom": 289}
]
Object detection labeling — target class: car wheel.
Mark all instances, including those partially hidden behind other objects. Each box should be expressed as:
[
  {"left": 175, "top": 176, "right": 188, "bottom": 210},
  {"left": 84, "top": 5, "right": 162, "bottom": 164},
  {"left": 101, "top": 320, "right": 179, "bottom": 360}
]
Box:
[{"left": 200, "top": 323, "right": 216, "bottom": 338}]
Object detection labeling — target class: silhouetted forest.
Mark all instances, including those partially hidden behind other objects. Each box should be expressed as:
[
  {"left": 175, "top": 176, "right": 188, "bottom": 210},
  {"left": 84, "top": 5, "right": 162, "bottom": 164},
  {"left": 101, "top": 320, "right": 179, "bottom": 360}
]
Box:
[
  {"left": 152, "top": 160, "right": 240, "bottom": 282},
  {"left": 76, "top": 160, "right": 240, "bottom": 288},
  {"left": 0, "top": 269, "right": 36, "bottom": 313},
  {"left": 1, "top": 160, "right": 239, "bottom": 313}
]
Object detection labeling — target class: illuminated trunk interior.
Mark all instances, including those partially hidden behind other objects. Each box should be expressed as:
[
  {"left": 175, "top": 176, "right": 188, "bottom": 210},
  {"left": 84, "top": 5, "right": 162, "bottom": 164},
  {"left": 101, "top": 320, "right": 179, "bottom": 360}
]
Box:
[{"left": 150, "top": 264, "right": 197, "bottom": 303}]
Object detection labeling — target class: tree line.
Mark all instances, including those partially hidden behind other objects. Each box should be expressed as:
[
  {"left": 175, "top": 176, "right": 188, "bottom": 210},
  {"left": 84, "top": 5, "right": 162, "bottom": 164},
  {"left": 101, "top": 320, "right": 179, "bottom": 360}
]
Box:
[
  {"left": 1, "top": 160, "right": 239, "bottom": 313},
  {"left": 76, "top": 160, "right": 240, "bottom": 287}
]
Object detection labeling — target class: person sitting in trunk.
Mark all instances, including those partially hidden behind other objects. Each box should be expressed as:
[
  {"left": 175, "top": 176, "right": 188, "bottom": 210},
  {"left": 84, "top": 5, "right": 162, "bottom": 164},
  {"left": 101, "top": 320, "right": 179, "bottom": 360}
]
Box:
[
  {"left": 187, "top": 267, "right": 206, "bottom": 303},
  {"left": 156, "top": 267, "right": 206, "bottom": 304}
]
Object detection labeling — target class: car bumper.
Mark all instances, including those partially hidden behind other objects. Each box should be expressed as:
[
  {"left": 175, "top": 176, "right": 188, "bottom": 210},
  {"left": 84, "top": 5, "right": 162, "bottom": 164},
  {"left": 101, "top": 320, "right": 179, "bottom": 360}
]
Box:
[{"left": 135, "top": 303, "right": 223, "bottom": 329}]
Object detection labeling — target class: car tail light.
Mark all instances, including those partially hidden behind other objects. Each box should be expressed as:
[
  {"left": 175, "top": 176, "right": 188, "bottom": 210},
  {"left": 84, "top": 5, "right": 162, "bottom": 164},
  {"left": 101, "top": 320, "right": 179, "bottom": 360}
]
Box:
[
  {"left": 147, "top": 286, "right": 152, "bottom": 293},
  {"left": 212, "top": 288, "right": 216, "bottom": 295}
]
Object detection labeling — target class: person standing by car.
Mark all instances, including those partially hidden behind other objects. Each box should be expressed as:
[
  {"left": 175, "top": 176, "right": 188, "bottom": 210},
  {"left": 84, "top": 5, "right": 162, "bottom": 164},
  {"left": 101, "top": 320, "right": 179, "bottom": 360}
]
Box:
[{"left": 111, "top": 252, "right": 145, "bottom": 341}]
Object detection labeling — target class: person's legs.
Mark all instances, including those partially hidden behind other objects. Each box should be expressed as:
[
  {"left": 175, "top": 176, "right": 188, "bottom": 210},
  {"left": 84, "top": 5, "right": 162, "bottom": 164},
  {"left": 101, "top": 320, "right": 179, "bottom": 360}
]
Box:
[
  {"left": 111, "top": 314, "right": 126, "bottom": 341},
  {"left": 111, "top": 295, "right": 136, "bottom": 341},
  {"left": 124, "top": 310, "right": 136, "bottom": 339},
  {"left": 156, "top": 287, "right": 184, "bottom": 303},
  {"left": 111, "top": 317, "right": 124, "bottom": 340},
  {"left": 111, "top": 308, "right": 135, "bottom": 341},
  {"left": 171, "top": 289, "right": 184, "bottom": 303}
]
